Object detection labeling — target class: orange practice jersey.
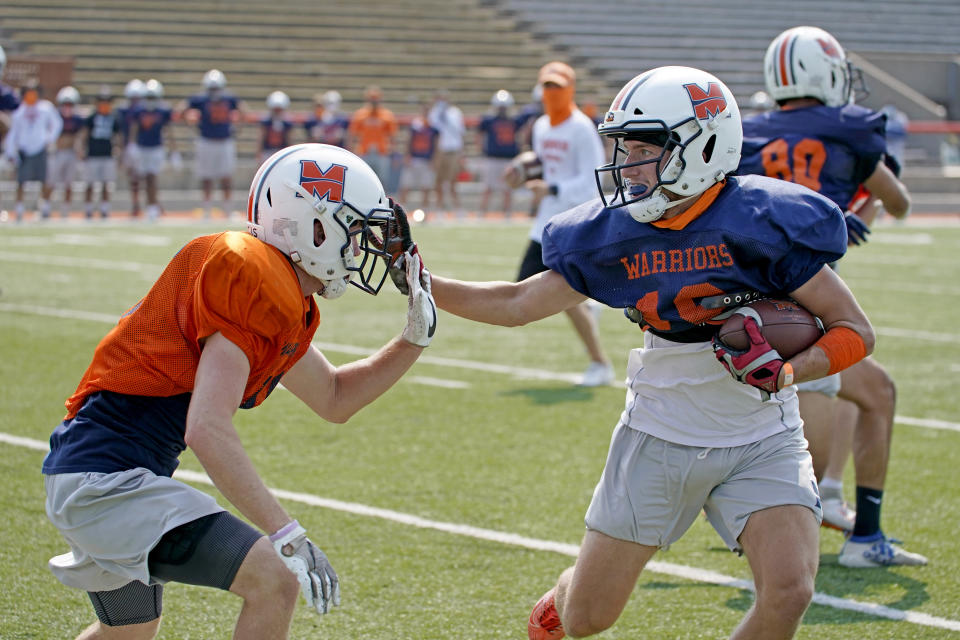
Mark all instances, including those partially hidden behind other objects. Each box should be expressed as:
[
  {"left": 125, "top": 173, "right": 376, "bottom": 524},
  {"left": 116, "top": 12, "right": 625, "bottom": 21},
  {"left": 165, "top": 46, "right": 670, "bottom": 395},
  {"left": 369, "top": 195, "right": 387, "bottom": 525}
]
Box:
[
  {"left": 65, "top": 232, "right": 320, "bottom": 417},
  {"left": 348, "top": 105, "right": 397, "bottom": 155}
]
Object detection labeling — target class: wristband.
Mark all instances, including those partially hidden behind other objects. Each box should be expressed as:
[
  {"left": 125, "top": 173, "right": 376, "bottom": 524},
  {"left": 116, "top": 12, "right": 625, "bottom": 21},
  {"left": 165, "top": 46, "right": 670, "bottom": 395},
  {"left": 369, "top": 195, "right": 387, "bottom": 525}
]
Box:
[
  {"left": 814, "top": 326, "right": 867, "bottom": 375},
  {"left": 269, "top": 520, "right": 300, "bottom": 542},
  {"left": 781, "top": 362, "right": 794, "bottom": 387}
]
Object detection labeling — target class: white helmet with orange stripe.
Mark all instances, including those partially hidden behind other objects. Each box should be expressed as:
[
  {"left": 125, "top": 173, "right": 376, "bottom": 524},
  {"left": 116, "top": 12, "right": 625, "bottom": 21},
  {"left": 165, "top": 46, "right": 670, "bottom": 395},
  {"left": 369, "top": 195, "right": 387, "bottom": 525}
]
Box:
[
  {"left": 596, "top": 66, "right": 742, "bottom": 223},
  {"left": 246, "top": 143, "right": 396, "bottom": 299},
  {"left": 764, "top": 26, "right": 858, "bottom": 107}
]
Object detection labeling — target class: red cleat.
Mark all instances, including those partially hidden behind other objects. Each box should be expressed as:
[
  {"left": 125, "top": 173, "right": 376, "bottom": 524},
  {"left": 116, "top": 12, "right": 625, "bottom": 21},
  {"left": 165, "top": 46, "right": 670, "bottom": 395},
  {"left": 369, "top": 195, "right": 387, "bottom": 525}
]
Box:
[{"left": 528, "top": 587, "right": 565, "bottom": 640}]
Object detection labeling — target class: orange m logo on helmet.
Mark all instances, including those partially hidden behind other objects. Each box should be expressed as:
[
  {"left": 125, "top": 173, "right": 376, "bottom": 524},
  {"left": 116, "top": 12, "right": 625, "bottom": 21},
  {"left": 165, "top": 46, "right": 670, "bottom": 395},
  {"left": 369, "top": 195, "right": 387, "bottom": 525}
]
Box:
[
  {"left": 298, "top": 160, "right": 346, "bottom": 202},
  {"left": 816, "top": 37, "right": 841, "bottom": 58},
  {"left": 683, "top": 82, "right": 727, "bottom": 120}
]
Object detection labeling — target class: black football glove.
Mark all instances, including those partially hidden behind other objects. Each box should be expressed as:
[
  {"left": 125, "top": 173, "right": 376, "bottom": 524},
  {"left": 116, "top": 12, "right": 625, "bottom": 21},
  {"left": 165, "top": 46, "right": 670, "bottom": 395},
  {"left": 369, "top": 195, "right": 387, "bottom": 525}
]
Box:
[{"left": 386, "top": 198, "right": 423, "bottom": 294}]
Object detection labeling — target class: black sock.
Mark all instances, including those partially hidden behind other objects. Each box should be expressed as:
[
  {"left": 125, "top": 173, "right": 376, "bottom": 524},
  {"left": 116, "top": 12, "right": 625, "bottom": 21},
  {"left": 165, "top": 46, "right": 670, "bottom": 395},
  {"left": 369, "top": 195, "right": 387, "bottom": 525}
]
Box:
[{"left": 853, "top": 486, "right": 883, "bottom": 538}]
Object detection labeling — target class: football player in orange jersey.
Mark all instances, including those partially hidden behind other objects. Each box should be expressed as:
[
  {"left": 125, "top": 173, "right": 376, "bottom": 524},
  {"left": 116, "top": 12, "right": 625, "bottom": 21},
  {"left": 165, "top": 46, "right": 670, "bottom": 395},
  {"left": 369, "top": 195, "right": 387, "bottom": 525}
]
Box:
[{"left": 42, "top": 143, "right": 436, "bottom": 640}]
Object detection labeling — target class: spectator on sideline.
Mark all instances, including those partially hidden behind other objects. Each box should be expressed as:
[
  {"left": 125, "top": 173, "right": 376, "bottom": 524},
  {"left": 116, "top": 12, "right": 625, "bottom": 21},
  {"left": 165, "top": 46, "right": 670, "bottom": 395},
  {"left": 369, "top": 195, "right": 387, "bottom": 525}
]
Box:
[
  {"left": 82, "top": 86, "right": 122, "bottom": 220},
  {"left": 348, "top": 85, "right": 397, "bottom": 187},
  {"left": 304, "top": 90, "right": 349, "bottom": 148},
  {"left": 257, "top": 91, "right": 293, "bottom": 165},
  {"left": 427, "top": 88, "right": 465, "bottom": 214},
  {"left": 130, "top": 79, "right": 178, "bottom": 222},
  {"left": 504, "top": 61, "right": 613, "bottom": 387},
  {"left": 48, "top": 86, "right": 85, "bottom": 219},
  {"left": 477, "top": 89, "right": 522, "bottom": 215},
  {"left": 119, "top": 78, "right": 146, "bottom": 217},
  {"left": 42, "top": 143, "right": 436, "bottom": 640},
  {"left": 179, "top": 69, "right": 245, "bottom": 218},
  {"left": 399, "top": 100, "right": 438, "bottom": 212},
  {"left": 428, "top": 65, "right": 874, "bottom": 640},
  {"left": 2, "top": 79, "right": 62, "bottom": 222}
]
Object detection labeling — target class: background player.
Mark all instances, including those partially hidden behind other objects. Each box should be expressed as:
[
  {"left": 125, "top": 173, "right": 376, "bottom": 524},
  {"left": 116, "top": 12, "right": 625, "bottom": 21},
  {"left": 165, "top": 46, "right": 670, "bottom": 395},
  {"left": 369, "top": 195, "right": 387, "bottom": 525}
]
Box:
[
  {"left": 257, "top": 90, "right": 293, "bottom": 164},
  {"left": 2, "top": 79, "right": 62, "bottom": 221},
  {"left": 129, "top": 79, "right": 177, "bottom": 221},
  {"left": 477, "top": 89, "right": 521, "bottom": 215},
  {"left": 426, "top": 66, "right": 873, "bottom": 640},
  {"left": 304, "top": 90, "right": 350, "bottom": 148},
  {"left": 737, "top": 26, "right": 925, "bottom": 567},
  {"left": 504, "top": 61, "right": 613, "bottom": 386},
  {"left": 42, "top": 143, "right": 436, "bottom": 640},
  {"left": 120, "top": 78, "right": 146, "bottom": 217},
  {"left": 82, "top": 86, "right": 122, "bottom": 219},
  {"left": 48, "top": 86, "right": 84, "bottom": 218},
  {"left": 398, "top": 99, "right": 438, "bottom": 212},
  {"left": 180, "top": 69, "right": 245, "bottom": 218},
  {"left": 348, "top": 85, "right": 397, "bottom": 188}
]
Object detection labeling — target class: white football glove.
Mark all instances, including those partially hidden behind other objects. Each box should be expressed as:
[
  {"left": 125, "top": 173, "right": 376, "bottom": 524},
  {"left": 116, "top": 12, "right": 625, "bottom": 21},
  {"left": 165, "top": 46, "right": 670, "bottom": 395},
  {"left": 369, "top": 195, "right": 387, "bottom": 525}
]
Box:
[
  {"left": 270, "top": 520, "right": 340, "bottom": 615},
  {"left": 399, "top": 250, "right": 437, "bottom": 347}
]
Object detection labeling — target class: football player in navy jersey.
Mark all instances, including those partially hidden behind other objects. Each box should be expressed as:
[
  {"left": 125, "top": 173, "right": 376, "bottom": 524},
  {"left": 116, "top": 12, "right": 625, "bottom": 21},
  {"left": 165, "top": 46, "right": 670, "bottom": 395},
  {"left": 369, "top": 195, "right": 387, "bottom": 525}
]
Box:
[
  {"left": 427, "top": 66, "right": 873, "bottom": 640},
  {"left": 257, "top": 91, "right": 294, "bottom": 165},
  {"left": 48, "top": 86, "right": 85, "bottom": 218},
  {"left": 179, "top": 69, "right": 246, "bottom": 218},
  {"left": 0, "top": 45, "right": 20, "bottom": 138},
  {"left": 738, "top": 26, "right": 924, "bottom": 569}
]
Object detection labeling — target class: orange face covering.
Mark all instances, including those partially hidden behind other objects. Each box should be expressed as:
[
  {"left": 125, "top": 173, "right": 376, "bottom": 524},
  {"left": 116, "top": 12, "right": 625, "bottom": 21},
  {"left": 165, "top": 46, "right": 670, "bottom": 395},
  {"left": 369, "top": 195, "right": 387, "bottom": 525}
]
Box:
[
  {"left": 314, "top": 106, "right": 325, "bottom": 119},
  {"left": 97, "top": 102, "right": 112, "bottom": 115},
  {"left": 23, "top": 90, "right": 39, "bottom": 106},
  {"left": 542, "top": 86, "right": 575, "bottom": 126}
]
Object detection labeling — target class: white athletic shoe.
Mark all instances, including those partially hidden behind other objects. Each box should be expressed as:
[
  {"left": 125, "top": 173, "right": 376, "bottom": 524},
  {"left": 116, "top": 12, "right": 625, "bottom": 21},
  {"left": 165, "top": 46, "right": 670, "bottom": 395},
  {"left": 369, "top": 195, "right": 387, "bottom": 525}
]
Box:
[
  {"left": 579, "top": 362, "right": 615, "bottom": 387},
  {"left": 839, "top": 535, "right": 929, "bottom": 568},
  {"left": 821, "top": 497, "right": 856, "bottom": 533}
]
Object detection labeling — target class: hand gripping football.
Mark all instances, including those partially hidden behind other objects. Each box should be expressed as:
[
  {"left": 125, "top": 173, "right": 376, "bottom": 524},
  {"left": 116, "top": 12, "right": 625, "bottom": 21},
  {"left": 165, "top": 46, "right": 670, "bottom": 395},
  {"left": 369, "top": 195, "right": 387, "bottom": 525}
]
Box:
[
  {"left": 717, "top": 299, "right": 823, "bottom": 359},
  {"left": 504, "top": 151, "right": 543, "bottom": 189}
]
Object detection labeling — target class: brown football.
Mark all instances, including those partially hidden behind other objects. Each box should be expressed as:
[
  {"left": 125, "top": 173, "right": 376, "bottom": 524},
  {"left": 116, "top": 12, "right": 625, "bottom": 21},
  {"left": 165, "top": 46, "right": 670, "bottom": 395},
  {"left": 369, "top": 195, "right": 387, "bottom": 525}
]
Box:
[
  {"left": 504, "top": 151, "right": 543, "bottom": 188},
  {"left": 717, "top": 299, "right": 823, "bottom": 359}
]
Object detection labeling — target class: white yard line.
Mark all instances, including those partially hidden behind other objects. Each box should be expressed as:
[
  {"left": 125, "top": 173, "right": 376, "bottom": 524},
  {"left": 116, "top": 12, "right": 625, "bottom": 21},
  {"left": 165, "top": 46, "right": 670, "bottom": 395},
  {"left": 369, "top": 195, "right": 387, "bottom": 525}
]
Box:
[{"left": 3, "top": 431, "right": 957, "bottom": 632}]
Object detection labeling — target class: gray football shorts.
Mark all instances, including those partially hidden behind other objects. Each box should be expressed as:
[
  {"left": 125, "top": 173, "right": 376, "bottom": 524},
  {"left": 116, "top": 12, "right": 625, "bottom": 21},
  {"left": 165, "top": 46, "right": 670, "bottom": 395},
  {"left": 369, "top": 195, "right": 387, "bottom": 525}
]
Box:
[
  {"left": 794, "top": 372, "right": 841, "bottom": 397},
  {"left": 584, "top": 424, "right": 821, "bottom": 552}
]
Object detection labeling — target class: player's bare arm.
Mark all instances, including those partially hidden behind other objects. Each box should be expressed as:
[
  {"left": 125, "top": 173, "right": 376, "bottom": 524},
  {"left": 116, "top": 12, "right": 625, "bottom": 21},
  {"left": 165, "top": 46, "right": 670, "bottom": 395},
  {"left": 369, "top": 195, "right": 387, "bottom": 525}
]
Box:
[
  {"left": 431, "top": 269, "right": 586, "bottom": 327},
  {"left": 786, "top": 265, "right": 875, "bottom": 385},
  {"left": 281, "top": 337, "right": 423, "bottom": 424},
  {"left": 863, "top": 160, "right": 910, "bottom": 218},
  {"left": 185, "top": 331, "right": 292, "bottom": 534}
]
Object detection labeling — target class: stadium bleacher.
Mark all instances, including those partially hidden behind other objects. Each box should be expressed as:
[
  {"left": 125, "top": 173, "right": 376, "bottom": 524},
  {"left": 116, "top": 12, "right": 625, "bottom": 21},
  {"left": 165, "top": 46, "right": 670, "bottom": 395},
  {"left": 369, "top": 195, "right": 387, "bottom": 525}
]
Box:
[{"left": 1, "top": 0, "right": 958, "bottom": 212}]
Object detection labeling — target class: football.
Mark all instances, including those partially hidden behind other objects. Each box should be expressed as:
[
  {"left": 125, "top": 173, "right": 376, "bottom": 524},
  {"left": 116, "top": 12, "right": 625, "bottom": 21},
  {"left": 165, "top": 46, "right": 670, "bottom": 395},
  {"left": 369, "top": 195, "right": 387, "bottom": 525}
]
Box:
[
  {"left": 503, "top": 150, "right": 543, "bottom": 188},
  {"left": 717, "top": 299, "right": 823, "bottom": 359}
]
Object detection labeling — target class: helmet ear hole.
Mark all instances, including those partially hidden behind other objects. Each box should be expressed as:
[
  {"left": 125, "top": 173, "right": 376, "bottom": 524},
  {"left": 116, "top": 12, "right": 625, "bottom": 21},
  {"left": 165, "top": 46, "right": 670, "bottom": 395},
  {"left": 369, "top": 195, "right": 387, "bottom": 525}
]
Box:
[
  {"left": 313, "top": 219, "right": 325, "bottom": 248},
  {"left": 266, "top": 188, "right": 272, "bottom": 207},
  {"left": 702, "top": 134, "right": 717, "bottom": 163}
]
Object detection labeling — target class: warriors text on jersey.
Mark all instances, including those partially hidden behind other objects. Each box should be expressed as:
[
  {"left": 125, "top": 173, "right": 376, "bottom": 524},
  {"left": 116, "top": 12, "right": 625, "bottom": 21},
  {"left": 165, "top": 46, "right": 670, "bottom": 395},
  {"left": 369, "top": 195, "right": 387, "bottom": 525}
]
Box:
[
  {"left": 43, "top": 232, "right": 320, "bottom": 477},
  {"left": 541, "top": 175, "right": 846, "bottom": 446},
  {"left": 738, "top": 103, "right": 888, "bottom": 209}
]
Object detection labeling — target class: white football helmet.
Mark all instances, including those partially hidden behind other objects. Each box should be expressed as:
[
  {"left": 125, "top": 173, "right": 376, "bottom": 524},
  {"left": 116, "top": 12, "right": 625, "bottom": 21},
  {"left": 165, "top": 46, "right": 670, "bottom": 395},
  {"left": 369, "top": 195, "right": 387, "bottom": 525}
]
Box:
[
  {"left": 144, "top": 79, "right": 163, "bottom": 99},
  {"left": 266, "top": 90, "right": 290, "bottom": 110},
  {"left": 322, "top": 90, "right": 341, "bottom": 109},
  {"left": 596, "top": 66, "right": 742, "bottom": 223},
  {"left": 203, "top": 69, "right": 227, "bottom": 90},
  {"left": 491, "top": 89, "right": 514, "bottom": 108},
  {"left": 124, "top": 78, "right": 146, "bottom": 100},
  {"left": 764, "top": 26, "right": 863, "bottom": 107},
  {"left": 246, "top": 143, "right": 397, "bottom": 298},
  {"left": 56, "top": 86, "right": 80, "bottom": 105}
]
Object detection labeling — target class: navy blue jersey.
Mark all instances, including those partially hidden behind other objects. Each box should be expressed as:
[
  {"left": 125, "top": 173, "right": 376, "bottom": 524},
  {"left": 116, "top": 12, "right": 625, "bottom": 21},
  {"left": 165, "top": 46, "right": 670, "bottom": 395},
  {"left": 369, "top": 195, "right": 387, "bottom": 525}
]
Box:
[
  {"left": 0, "top": 83, "right": 19, "bottom": 111},
  {"left": 85, "top": 111, "right": 122, "bottom": 157},
  {"left": 407, "top": 118, "right": 438, "bottom": 159},
  {"left": 739, "top": 104, "right": 888, "bottom": 209},
  {"left": 60, "top": 112, "right": 85, "bottom": 136},
  {"left": 541, "top": 175, "right": 846, "bottom": 341},
  {"left": 479, "top": 114, "right": 522, "bottom": 158},
  {"left": 43, "top": 391, "right": 190, "bottom": 477},
  {"left": 303, "top": 114, "right": 350, "bottom": 147},
  {"left": 188, "top": 93, "right": 240, "bottom": 139},
  {"left": 259, "top": 117, "right": 293, "bottom": 153},
  {"left": 132, "top": 106, "right": 172, "bottom": 147}
]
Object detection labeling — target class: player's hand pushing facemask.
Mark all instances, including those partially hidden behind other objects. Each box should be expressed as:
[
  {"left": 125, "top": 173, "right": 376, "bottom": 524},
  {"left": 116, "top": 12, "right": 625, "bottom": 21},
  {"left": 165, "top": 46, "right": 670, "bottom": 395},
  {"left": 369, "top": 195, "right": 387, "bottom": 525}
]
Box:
[
  {"left": 270, "top": 520, "right": 340, "bottom": 615},
  {"left": 400, "top": 250, "right": 436, "bottom": 347}
]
